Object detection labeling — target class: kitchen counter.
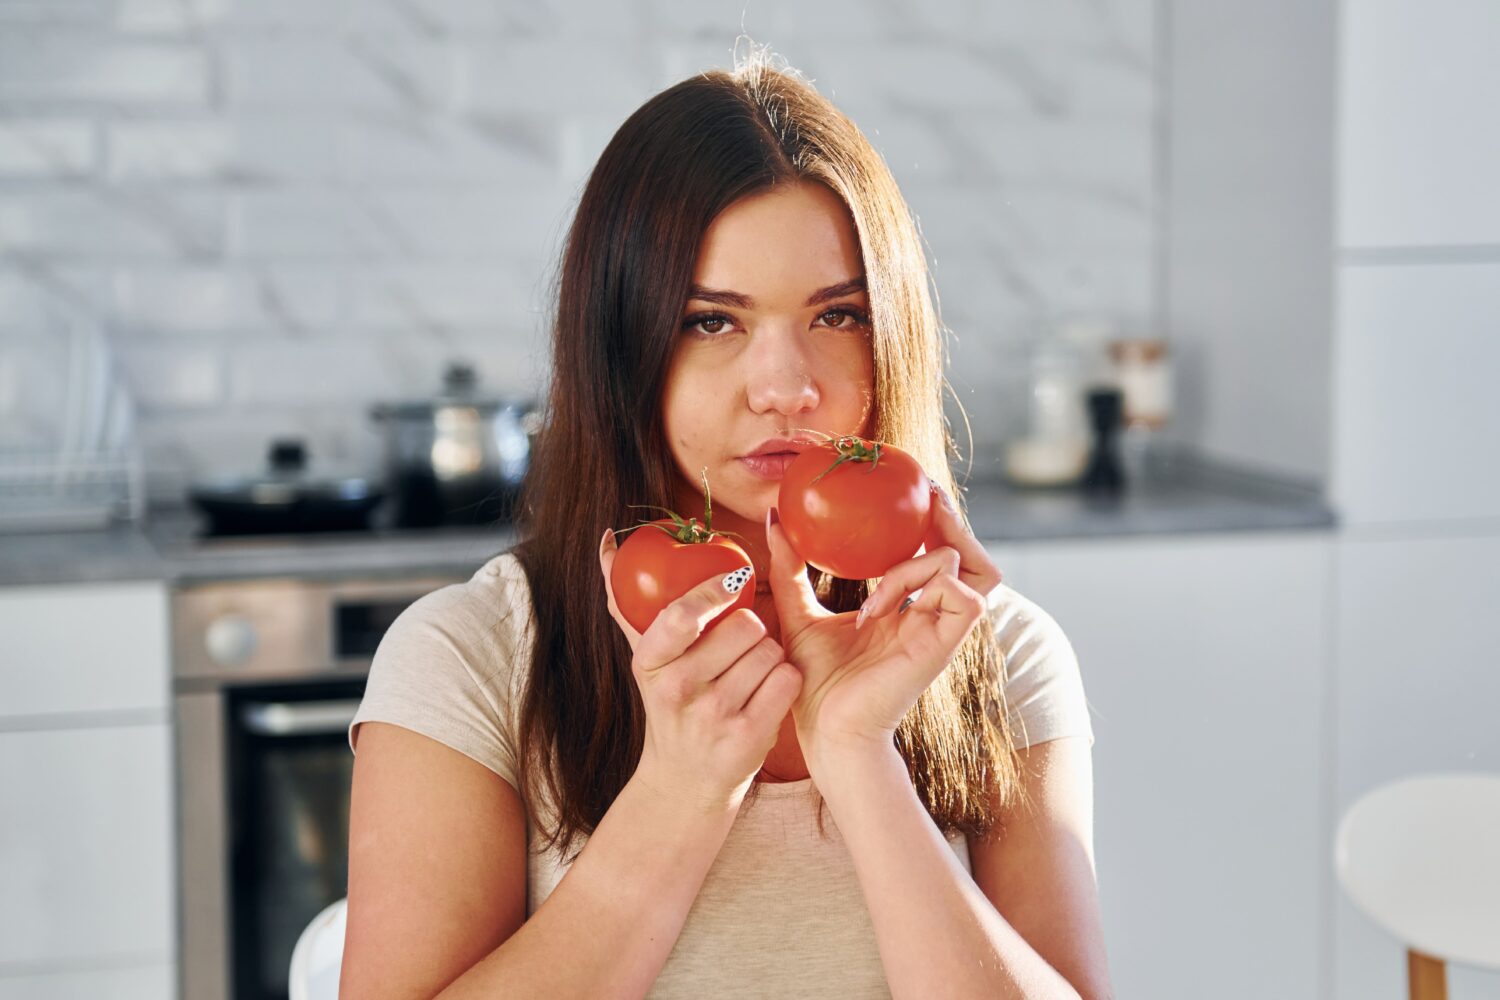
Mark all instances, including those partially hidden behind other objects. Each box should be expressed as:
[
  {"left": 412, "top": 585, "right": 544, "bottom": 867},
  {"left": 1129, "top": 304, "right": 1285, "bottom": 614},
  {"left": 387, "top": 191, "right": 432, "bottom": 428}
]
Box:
[{"left": 0, "top": 447, "right": 1337, "bottom": 588}]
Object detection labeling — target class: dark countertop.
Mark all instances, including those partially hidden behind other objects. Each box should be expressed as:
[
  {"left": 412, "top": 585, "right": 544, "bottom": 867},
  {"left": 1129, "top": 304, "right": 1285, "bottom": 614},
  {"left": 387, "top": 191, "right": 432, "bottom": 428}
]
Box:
[{"left": 0, "top": 448, "right": 1337, "bottom": 589}]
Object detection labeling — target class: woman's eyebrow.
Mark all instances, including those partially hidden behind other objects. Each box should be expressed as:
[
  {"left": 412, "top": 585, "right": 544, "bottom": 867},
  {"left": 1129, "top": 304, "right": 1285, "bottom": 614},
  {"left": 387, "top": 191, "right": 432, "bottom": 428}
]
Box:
[{"left": 685, "top": 275, "right": 866, "bottom": 309}]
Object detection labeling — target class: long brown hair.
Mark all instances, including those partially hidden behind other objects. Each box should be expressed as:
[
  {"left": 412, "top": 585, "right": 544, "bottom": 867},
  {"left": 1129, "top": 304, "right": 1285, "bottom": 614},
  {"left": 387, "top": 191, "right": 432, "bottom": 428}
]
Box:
[{"left": 509, "top": 38, "right": 1025, "bottom": 863}]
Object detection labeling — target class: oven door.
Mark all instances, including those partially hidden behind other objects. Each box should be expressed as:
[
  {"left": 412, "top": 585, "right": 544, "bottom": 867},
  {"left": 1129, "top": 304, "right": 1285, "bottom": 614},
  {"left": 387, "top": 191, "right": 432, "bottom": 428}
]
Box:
[{"left": 226, "top": 679, "right": 364, "bottom": 1000}]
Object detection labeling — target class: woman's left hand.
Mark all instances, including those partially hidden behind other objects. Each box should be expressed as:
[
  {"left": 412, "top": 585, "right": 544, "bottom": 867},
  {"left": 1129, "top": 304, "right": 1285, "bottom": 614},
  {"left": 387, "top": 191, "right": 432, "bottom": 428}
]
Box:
[{"left": 765, "top": 480, "right": 1004, "bottom": 770}]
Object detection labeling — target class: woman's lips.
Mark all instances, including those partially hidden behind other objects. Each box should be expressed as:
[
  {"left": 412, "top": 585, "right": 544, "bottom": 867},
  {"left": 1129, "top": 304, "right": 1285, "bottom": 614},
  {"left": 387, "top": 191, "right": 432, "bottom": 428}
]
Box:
[{"left": 738, "top": 453, "right": 797, "bottom": 479}]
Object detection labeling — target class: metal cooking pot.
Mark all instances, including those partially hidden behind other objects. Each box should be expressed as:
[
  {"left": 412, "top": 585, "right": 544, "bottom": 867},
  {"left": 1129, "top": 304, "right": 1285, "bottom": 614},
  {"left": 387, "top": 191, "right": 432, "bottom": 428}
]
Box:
[{"left": 369, "top": 362, "right": 540, "bottom": 528}]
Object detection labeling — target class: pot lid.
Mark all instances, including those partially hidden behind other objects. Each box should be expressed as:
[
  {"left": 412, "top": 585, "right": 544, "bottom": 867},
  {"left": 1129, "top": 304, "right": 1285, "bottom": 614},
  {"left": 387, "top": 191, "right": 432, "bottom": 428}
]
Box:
[
  {"left": 189, "top": 439, "right": 384, "bottom": 508},
  {"left": 370, "top": 361, "right": 525, "bottom": 420}
]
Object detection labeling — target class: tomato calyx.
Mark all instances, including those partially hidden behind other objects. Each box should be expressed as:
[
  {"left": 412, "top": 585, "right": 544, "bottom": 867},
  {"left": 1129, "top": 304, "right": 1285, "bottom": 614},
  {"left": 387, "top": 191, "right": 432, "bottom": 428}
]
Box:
[
  {"left": 613, "top": 466, "right": 749, "bottom": 547},
  {"left": 809, "top": 434, "right": 884, "bottom": 486}
]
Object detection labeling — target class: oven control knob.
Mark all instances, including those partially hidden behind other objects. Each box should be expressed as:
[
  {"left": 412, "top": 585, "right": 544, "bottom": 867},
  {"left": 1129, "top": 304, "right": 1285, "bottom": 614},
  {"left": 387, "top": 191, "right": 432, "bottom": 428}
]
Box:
[{"left": 205, "top": 614, "right": 258, "bottom": 666}]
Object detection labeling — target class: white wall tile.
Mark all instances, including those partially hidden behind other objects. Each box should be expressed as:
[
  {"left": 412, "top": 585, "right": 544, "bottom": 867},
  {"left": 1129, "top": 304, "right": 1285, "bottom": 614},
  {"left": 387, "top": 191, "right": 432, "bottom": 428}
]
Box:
[
  {"left": 1339, "top": 0, "right": 1500, "bottom": 247},
  {"left": 0, "top": 119, "right": 96, "bottom": 178},
  {"left": 118, "top": 342, "right": 225, "bottom": 409},
  {"left": 111, "top": 266, "right": 337, "bottom": 335},
  {"left": 106, "top": 117, "right": 337, "bottom": 182},
  {"left": 0, "top": 190, "right": 226, "bottom": 259},
  {"left": 1332, "top": 261, "right": 1500, "bottom": 526},
  {"left": 458, "top": 39, "right": 658, "bottom": 115},
  {"left": 0, "top": 36, "right": 211, "bottom": 106}
]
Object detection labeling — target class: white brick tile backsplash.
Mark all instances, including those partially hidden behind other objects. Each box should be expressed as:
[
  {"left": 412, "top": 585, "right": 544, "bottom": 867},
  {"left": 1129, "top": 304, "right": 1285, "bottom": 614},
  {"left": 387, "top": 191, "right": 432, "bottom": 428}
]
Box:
[
  {"left": 114, "top": 0, "right": 345, "bottom": 34},
  {"left": 0, "top": 190, "right": 226, "bottom": 258},
  {"left": 106, "top": 118, "right": 337, "bottom": 182},
  {"left": 457, "top": 39, "right": 658, "bottom": 115},
  {"left": 368, "top": 186, "right": 575, "bottom": 260},
  {"left": 0, "top": 0, "right": 1160, "bottom": 486},
  {"left": 342, "top": 263, "right": 548, "bottom": 335},
  {"left": 341, "top": 112, "right": 559, "bottom": 186},
  {"left": 112, "top": 266, "right": 338, "bottom": 334},
  {"left": 223, "top": 35, "right": 456, "bottom": 113},
  {"left": 230, "top": 189, "right": 398, "bottom": 258},
  {"left": 118, "top": 341, "right": 225, "bottom": 409},
  {"left": 0, "top": 119, "right": 96, "bottom": 177},
  {"left": 227, "top": 337, "right": 402, "bottom": 405},
  {"left": 0, "top": 36, "right": 211, "bottom": 106}
]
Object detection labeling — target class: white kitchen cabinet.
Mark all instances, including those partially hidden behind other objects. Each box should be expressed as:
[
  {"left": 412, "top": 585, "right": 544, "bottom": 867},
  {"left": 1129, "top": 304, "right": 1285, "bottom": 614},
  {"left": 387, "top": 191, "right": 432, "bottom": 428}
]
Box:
[
  {"left": 1332, "top": 531, "right": 1500, "bottom": 1000},
  {"left": 1332, "top": 261, "right": 1500, "bottom": 527},
  {"left": 1339, "top": 0, "right": 1500, "bottom": 247},
  {"left": 0, "top": 581, "right": 170, "bottom": 718},
  {"left": 0, "top": 580, "right": 176, "bottom": 999},
  {"left": 0, "top": 725, "right": 175, "bottom": 975},
  {"left": 1001, "top": 531, "right": 1332, "bottom": 1000},
  {"left": 0, "top": 962, "right": 174, "bottom": 1000}
]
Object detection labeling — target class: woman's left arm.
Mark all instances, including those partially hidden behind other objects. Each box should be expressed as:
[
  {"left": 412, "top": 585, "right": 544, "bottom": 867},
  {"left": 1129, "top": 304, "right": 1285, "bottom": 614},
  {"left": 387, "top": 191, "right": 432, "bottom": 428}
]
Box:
[{"left": 813, "top": 734, "right": 1113, "bottom": 1000}]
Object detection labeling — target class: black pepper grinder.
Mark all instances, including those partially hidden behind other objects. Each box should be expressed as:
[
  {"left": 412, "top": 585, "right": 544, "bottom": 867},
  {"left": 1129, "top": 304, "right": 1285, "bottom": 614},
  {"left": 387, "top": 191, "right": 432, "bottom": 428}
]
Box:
[{"left": 1080, "top": 386, "right": 1126, "bottom": 499}]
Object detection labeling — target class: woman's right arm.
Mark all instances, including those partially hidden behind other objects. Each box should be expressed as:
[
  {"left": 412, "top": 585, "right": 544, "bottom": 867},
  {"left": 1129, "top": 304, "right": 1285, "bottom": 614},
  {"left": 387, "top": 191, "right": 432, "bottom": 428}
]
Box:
[
  {"left": 341, "top": 721, "right": 741, "bottom": 1000},
  {"left": 342, "top": 533, "right": 801, "bottom": 998}
]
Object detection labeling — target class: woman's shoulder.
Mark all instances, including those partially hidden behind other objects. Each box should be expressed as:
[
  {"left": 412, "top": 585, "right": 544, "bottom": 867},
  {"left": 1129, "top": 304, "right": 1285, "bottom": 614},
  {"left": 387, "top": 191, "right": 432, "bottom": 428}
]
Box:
[
  {"left": 348, "top": 549, "right": 535, "bottom": 784},
  {"left": 387, "top": 550, "right": 536, "bottom": 677},
  {"left": 981, "top": 581, "right": 1096, "bottom": 750}
]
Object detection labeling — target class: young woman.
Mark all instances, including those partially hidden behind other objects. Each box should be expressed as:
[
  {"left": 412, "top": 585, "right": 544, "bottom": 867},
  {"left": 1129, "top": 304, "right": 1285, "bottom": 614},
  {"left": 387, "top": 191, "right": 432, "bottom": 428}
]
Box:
[{"left": 343, "top": 40, "right": 1112, "bottom": 1000}]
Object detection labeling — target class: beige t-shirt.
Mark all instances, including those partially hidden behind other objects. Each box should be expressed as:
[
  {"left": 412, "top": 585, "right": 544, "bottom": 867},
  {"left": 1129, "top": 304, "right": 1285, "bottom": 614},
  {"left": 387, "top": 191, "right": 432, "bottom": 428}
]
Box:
[{"left": 348, "top": 549, "right": 1095, "bottom": 998}]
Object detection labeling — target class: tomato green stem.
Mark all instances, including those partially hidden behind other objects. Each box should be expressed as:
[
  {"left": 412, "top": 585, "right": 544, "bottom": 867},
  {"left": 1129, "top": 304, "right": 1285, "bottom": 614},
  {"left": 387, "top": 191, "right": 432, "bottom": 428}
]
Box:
[{"left": 810, "top": 435, "right": 884, "bottom": 486}]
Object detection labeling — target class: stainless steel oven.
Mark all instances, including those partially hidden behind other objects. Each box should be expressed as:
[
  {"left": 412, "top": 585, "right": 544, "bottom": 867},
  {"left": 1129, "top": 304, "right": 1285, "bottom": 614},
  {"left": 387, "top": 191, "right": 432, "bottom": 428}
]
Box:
[{"left": 172, "top": 573, "right": 465, "bottom": 1000}]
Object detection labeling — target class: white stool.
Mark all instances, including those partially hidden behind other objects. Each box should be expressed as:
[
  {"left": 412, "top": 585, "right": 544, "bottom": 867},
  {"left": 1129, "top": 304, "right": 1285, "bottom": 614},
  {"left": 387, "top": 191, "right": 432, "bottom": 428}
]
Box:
[
  {"left": 1334, "top": 773, "right": 1500, "bottom": 1000},
  {"left": 288, "top": 897, "right": 348, "bottom": 1000}
]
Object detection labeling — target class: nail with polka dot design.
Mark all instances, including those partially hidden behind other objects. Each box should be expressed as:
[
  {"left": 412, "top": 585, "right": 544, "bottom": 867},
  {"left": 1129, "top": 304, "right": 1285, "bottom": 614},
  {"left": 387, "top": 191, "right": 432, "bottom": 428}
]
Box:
[{"left": 722, "top": 566, "right": 754, "bottom": 595}]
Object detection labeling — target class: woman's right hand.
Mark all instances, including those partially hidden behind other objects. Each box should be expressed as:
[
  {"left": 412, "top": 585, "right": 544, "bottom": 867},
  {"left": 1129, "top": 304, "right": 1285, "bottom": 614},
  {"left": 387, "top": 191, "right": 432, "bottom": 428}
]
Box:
[{"left": 598, "top": 528, "right": 803, "bottom": 812}]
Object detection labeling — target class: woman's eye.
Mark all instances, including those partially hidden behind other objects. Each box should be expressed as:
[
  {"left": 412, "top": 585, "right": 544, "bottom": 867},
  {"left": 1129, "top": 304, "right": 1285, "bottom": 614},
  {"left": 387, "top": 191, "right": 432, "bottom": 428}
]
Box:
[
  {"left": 819, "top": 307, "right": 870, "bottom": 329},
  {"left": 682, "top": 312, "right": 734, "bottom": 336},
  {"left": 679, "top": 306, "right": 870, "bottom": 339}
]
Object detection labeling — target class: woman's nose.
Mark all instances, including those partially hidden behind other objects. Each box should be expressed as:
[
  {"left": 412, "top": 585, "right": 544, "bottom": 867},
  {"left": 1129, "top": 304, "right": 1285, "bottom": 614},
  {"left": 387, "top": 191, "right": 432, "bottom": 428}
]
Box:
[{"left": 744, "top": 331, "right": 820, "bottom": 414}]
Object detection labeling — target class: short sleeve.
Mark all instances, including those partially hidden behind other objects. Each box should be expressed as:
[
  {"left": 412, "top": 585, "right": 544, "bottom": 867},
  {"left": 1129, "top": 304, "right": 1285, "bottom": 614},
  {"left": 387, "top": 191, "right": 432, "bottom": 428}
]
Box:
[
  {"left": 985, "top": 583, "right": 1096, "bottom": 750},
  {"left": 347, "top": 554, "right": 531, "bottom": 790}
]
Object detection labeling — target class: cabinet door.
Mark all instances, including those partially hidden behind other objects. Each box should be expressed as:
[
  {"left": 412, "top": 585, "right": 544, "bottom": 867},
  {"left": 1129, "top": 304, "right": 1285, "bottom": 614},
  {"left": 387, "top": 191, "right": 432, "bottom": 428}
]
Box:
[
  {"left": 1018, "top": 532, "right": 1331, "bottom": 1000},
  {"left": 1340, "top": 0, "right": 1500, "bottom": 246},
  {"left": 0, "top": 963, "right": 174, "bottom": 1000},
  {"left": 1333, "top": 532, "right": 1500, "bottom": 1000},
  {"left": 1333, "top": 261, "right": 1500, "bottom": 527},
  {"left": 0, "top": 582, "right": 170, "bottom": 719},
  {"left": 0, "top": 724, "right": 175, "bottom": 972}
]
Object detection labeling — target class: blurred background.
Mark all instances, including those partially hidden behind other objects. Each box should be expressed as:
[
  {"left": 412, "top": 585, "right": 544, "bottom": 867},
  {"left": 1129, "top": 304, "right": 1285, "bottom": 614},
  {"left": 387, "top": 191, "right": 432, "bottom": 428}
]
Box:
[{"left": 1, "top": 0, "right": 1496, "bottom": 998}]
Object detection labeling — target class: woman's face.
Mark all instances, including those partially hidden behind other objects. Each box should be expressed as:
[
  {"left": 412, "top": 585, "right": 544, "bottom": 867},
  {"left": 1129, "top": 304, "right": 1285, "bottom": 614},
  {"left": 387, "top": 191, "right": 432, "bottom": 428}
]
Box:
[{"left": 662, "top": 180, "right": 876, "bottom": 577}]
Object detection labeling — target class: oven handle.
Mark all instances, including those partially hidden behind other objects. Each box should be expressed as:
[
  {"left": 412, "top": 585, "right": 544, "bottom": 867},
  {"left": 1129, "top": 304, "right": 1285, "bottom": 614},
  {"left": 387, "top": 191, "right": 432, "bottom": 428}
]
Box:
[{"left": 241, "top": 698, "right": 363, "bottom": 737}]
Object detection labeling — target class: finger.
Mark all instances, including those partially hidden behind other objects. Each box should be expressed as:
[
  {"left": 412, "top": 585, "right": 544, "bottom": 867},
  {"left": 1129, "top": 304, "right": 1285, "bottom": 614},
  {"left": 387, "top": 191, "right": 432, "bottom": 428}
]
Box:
[
  {"left": 764, "top": 505, "right": 828, "bottom": 632},
  {"left": 710, "top": 633, "right": 787, "bottom": 713},
  {"left": 634, "top": 562, "right": 755, "bottom": 673},
  {"left": 925, "top": 480, "right": 1003, "bottom": 596},
  {"left": 738, "top": 658, "right": 803, "bottom": 734},
  {"left": 857, "top": 545, "right": 961, "bottom": 629},
  {"left": 898, "top": 573, "right": 987, "bottom": 678},
  {"left": 599, "top": 528, "right": 643, "bottom": 651}
]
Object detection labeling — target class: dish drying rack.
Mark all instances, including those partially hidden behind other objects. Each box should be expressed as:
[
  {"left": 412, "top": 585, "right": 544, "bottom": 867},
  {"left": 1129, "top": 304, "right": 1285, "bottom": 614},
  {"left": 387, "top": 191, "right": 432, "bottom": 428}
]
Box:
[
  {"left": 0, "top": 321, "right": 147, "bottom": 533},
  {"left": 0, "top": 447, "right": 146, "bottom": 533}
]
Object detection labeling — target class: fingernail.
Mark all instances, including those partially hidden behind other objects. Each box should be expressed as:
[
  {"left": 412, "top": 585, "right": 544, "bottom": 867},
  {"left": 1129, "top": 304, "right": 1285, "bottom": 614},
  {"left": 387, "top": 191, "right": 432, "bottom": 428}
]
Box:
[
  {"left": 855, "top": 599, "right": 870, "bottom": 629},
  {"left": 934, "top": 483, "right": 956, "bottom": 513},
  {"left": 722, "top": 565, "right": 753, "bottom": 594}
]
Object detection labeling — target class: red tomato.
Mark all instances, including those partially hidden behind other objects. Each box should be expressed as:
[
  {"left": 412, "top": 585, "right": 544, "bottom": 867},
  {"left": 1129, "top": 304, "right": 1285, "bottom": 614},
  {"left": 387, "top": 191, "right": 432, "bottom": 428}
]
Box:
[
  {"left": 610, "top": 515, "right": 756, "bottom": 636},
  {"left": 777, "top": 436, "right": 933, "bottom": 580}
]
